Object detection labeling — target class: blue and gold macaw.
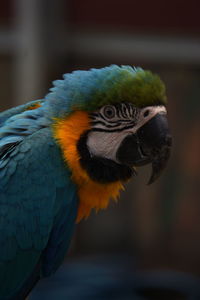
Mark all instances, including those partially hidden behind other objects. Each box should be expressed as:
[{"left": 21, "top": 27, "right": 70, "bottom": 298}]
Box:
[{"left": 0, "top": 65, "right": 172, "bottom": 299}]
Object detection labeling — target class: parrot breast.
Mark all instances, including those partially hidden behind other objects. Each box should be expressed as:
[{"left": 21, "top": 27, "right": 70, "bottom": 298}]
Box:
[{"left": 53, "top": 111, "right": 124, "bottom": 222}]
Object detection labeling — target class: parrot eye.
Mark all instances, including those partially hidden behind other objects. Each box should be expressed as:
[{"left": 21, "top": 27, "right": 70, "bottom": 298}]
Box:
[{"left": 103, "top": 105, "right": 116, "bottom": 119}]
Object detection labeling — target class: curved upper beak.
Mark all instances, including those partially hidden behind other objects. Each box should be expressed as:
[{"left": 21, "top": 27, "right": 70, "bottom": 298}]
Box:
[
  {"left": 137, "top": 113, "right": 172, "bottom": 184},
  {"left": 116, "top": 110, "right": 172, "bottom": 184}
]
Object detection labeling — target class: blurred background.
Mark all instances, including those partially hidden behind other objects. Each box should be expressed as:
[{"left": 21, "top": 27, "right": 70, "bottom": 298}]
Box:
[{"left": 1, "top": 0, "right": 200, "bottom": 299}]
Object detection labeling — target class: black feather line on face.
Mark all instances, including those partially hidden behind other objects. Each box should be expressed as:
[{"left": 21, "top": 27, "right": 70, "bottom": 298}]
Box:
[
  {"left": 90, "top": 124, "right": 136, "bottom": 133},
  {"left": 77, "top": 131, "right": 134, "bottom": 183}
]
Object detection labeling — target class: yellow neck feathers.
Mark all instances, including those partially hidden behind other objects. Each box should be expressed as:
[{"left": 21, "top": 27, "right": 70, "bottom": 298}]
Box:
[{"left": 53, "top": 111, "right": 124, "bottom": 222}]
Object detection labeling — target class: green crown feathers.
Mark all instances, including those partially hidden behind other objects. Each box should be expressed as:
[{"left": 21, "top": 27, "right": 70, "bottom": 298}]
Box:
[{"left": 45, "top": 65, "right": 167, "bottom": 117}]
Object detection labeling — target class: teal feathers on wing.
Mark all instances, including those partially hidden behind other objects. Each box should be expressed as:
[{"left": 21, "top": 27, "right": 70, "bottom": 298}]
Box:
[{"left": 0, "top": 102, "right": 78, "bottom": 299}]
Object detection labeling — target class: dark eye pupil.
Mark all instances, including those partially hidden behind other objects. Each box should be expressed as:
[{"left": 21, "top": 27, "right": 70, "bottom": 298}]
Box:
[
  {"left": 106, "top": 109, "right": 113, "bottom": 116},
  {"left": 104, "top": 106, "right": 115, "bottom": 118}
]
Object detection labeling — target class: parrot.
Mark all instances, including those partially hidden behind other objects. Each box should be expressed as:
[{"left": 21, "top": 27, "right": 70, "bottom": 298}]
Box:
[{"left": 0, "top": 65, "right": 172, "bottom": 299}]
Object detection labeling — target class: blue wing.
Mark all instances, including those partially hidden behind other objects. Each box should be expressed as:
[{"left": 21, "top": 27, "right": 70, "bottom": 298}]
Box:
[
  {"left": 0, "top": 100, "right": 43, "bottom": 126},
  {"left": 0, "top": 108, "right": 78, "bottom": 299}
]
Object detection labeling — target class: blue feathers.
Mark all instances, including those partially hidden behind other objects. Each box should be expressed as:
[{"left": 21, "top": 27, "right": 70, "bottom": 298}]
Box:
[
  {"left": 44, "top": 65, "right": 141, "bottom": 118},
  {"left": 0, "top": 100, "right": 44, "bottom": 126},
  {"left": 0, "top": 124, "right": 78, "bottom": 298}
]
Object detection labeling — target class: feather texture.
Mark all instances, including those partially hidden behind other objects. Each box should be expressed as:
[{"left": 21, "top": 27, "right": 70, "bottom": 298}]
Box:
[
  {"left": 44, "top": 65, "right": 166, "bottom": 118},
  {"left": 0, "top": 122, "right": 78, "bottom": 299}
]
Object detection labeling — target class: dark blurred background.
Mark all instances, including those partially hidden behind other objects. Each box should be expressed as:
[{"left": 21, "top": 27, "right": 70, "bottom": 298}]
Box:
[{"left": 1, "top": 0, "right": 200, "bottom": 299}]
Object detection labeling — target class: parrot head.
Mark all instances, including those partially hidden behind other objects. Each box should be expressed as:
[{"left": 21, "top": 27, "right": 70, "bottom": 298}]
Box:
[
  {"left": 78, "top": 102, "right": 171, "bottom": 185},
  {"left": 50, "top": 65, "right": 172, "bottom": 220}
]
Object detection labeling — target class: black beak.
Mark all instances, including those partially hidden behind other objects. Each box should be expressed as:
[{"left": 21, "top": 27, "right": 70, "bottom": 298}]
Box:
[{"left": 116, "top": 113, "right": 172, "bottom": 184}]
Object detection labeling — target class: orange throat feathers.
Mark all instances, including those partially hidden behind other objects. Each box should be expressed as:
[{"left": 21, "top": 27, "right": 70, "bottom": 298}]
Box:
[{"left": 53, "top": 111, "right": 124, "bottom": 222}]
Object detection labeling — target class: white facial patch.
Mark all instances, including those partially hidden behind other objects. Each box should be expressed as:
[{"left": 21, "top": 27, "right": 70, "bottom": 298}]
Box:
[{"left": 87, "top": 131, "right": 127, "bottom": 162}]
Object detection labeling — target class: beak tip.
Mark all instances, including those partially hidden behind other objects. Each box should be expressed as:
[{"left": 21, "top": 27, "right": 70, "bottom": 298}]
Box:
[{"left": 147, "top": 147, "right": 171, "bottom": 185}]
